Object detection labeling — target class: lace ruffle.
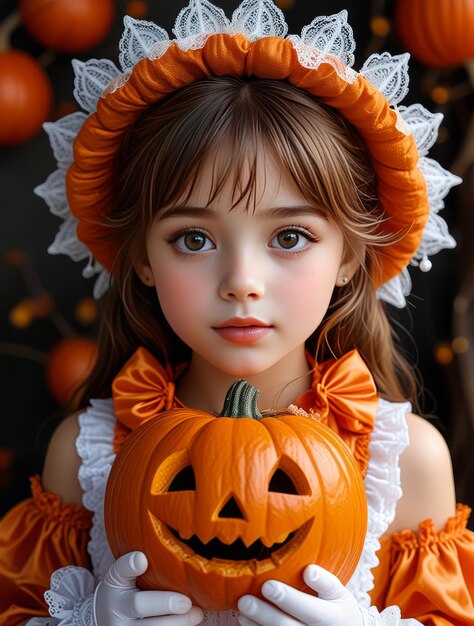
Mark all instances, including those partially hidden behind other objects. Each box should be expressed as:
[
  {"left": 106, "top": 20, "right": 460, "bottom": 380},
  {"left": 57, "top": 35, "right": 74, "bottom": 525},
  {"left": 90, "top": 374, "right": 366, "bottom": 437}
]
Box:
[
  {"left": 362, "top": 605, "right": 422, "bottom": 625},
  {"left": 347, "top": 398, "right": 410, "bottom": 608},
  {"left": 76, "top": 399, "right": 116, "bottom": 581},
  {"left": 30, "top": 475, "right": 93, "bottom": 529},
  {"left": 44, "top": 566, "right": 95, "bottom": 625},
  {"left": 360, "top": 605, "right": 400, "bottom": 625}
]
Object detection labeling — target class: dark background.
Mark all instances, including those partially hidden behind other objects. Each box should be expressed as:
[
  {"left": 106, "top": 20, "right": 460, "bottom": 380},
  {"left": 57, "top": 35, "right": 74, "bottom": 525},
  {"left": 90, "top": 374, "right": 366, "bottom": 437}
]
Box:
[{"left": 0, "top": 0, "right": 473, "bottom": 526}]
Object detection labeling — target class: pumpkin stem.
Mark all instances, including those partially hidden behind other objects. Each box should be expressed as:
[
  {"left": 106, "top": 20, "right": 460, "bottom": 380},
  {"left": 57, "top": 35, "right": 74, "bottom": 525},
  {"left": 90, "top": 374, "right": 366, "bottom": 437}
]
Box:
[{"left": 219, "top": 380, "right": 263, "bottom": 420}]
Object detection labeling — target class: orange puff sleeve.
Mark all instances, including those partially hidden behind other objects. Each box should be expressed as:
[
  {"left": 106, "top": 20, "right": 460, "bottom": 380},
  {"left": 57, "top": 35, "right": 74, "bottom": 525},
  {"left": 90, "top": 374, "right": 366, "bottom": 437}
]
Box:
[
  {"left": 0, "top": 476, "right": 93, "bottom": 626},
  {"left": 370, "top": 505, "right": 474, "bottom": 625}
]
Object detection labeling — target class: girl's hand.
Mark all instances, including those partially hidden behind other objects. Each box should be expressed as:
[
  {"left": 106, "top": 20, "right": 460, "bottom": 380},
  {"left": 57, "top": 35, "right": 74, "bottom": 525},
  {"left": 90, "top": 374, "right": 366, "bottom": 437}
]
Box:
[
  {"left": 94, "top": 551, "right": 204, "bottom": 626},
  {"left": 237, "top": 564, "right": 363, "bottom": 626}
]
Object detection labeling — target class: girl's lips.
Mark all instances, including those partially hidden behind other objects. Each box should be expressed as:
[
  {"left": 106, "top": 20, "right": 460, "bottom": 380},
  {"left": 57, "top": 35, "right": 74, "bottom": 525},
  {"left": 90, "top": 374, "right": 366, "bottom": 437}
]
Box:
[{"left": 212, "top": 324, "right": 272, "bottom": 344}]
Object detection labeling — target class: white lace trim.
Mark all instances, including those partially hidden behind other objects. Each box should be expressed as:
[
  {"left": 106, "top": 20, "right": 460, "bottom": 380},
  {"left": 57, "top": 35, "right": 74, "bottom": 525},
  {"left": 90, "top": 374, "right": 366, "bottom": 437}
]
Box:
[
  {"left": 347, "top": 398, "right": 410, "bottom": 607},
  {"left": 360, "top": 605, "right": 400, "bottom": 625},
  {"left": 72, "top": 59, "right": 121, "bottom": 113},
  {"left": 360, "top": 604, "right": 422, "bottom": 626},
  {"left": 376, "top": 103, "right": 461, "bottom": 308},
  {"left": 43, "top": 566, "right": 95, "bottom": 625},
  {"left": 76, "top": 399, "right": 116, "bottom": 581},
  {"left": 360, "top": 53, "right": 410, "bottom": 106},
  {"left": 230, "top": 0, "right": 286, "bottom": 40},
  {"left": 120, "top": 15, "right": 169, "bottom": 70},
  {"left": 35, "top": 0, "right": 459, "bottom": 307}
]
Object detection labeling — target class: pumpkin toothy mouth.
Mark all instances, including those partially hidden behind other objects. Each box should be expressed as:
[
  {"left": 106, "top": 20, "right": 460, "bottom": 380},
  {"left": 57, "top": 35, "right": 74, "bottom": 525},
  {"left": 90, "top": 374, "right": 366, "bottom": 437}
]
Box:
[
  {"left": 148, "top": 511, "right": 312, "bottom": 574},
  {"left": 168, "top": 527, "right": 297, "bottom": 561}
]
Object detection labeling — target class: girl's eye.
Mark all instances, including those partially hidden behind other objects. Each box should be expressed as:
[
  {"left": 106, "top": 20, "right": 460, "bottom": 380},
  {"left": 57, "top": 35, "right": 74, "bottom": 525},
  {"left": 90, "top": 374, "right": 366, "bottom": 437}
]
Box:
[
  {"left": 271, "top": 229, "right": 314, "bottom": 252},
  {"left": 173, "top": 231, "right": 214, "bottom": 253}
]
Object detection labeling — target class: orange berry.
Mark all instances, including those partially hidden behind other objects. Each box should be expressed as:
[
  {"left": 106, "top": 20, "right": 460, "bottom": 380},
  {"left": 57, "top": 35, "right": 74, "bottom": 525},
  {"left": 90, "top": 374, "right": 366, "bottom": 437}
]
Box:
[
  {"left": 125, "top": 0, "right": 148, "bottom": 18},
  {"left": 9, "top": 299, "right": 35, "bottom": 328},
  {"left": 434, "top": 342, "right": 454, "bottom": 365},
  {"left": 431, "top": 86, "right": 450, "bottom": 104},
  {"left": 370, "top": 16, "right": 390, "bottom": 37},
  {"left": 75, "top": 297, "right": 98, "bottom": 326}
]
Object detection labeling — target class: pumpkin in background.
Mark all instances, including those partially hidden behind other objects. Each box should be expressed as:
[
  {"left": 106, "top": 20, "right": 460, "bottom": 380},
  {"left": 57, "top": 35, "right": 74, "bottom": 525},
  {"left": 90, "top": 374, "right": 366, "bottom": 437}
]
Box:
[
  {"left": 0, "top": 50, "right": 52, "bottom": 146},
  {"left": 45, "top": 336, "right": 97, "bottom": 406},
  {"left": 105, "top": 381, "right": 367, "bottom": 612},
  {"left": 395, "top": 0, "right": 474, "bottom": 68},
  {"left": 19, "top": 0, "right": 115, "bottom": 54}
]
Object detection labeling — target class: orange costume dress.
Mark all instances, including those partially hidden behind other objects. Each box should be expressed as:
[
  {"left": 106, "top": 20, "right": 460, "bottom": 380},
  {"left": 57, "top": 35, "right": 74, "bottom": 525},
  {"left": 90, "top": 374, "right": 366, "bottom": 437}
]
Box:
[{"left": 0, "top": 348, "right": 473, "bottom": 626}]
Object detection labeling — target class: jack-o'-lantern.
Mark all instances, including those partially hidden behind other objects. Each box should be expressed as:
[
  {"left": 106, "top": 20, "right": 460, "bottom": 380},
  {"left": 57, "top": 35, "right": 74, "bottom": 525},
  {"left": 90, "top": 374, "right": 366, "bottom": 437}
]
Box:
[{"left": 105, "top": 381, "right": 367, "bottom": 612}]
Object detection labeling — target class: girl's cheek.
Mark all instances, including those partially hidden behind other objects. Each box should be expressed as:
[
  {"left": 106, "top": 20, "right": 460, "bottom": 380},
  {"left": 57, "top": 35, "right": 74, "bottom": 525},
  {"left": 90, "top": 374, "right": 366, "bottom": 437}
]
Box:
[
  {"left": 279, "top": 267, "right": 337, "bottom": 298},
  {"left": 276, "top": 267, "right": 339, "bottom": 328},
  {"left": 155, "top": 273, "right": 205, "bottom": 320}
]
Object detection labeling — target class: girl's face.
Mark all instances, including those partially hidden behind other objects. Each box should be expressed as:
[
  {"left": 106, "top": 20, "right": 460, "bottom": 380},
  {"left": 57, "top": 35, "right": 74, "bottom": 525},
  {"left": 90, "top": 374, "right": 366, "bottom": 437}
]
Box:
[{"left": 141, "top": 155, "right": 354, "bottom": 378}]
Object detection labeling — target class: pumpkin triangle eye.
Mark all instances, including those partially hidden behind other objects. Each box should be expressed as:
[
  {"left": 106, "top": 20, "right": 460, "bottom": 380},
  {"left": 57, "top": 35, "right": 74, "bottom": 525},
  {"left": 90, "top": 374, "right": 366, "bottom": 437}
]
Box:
[
  {"left": 168, "top": 465, "right": 196, "bottom": 491},
  {"left": 268, "top": 468, "right": 299, "bottom": 495}
]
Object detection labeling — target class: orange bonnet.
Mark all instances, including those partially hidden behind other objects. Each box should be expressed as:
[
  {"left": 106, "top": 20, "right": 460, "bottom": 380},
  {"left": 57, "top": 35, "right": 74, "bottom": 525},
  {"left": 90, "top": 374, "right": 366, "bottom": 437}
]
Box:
[{"left": 35, "top": 0, "right": 461, "bottom": 307}]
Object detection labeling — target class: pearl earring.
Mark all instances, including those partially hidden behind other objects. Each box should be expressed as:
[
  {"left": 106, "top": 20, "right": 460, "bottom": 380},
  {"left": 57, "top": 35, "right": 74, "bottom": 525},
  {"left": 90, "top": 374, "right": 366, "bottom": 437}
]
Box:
[{"left": 340, "top": 276, "right": 349, "bottom": 284}]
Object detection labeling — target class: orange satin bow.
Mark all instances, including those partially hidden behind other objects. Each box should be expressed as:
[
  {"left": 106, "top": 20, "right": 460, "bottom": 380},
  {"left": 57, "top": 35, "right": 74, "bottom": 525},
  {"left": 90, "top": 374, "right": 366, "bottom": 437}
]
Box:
[
  {"left": 112, "top": 347, "right": 182, "bottom": 432},
  {"left": 295, "top": 350, "right": 377, "bottom": 429},
  {"left": 295, "top": 350, "right": 378, "bottom": 475},
  {"left": 112, "top": 347, "right": 378, "bottom": 472}
]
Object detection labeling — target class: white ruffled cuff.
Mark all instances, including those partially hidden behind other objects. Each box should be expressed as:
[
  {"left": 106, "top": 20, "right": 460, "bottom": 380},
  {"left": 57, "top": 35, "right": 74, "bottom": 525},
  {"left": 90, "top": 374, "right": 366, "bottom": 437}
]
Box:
[
  {"left": 359, "top": 605, "right": 422, "bottom": 626},
  {"left": 44, "top": 566, "right": 96, "bottom": 626}
]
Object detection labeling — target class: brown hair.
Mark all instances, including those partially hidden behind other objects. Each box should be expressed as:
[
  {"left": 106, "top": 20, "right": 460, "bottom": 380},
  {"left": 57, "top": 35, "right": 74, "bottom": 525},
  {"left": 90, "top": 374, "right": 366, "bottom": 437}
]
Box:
[{"left": 78, "top": 77, "right": 419, "bottom": 408}]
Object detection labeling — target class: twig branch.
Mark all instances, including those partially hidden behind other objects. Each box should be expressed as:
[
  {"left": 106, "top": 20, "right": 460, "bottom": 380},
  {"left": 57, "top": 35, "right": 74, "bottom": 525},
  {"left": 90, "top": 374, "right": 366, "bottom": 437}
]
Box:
[
  {"left": 0, "top": 11, "right": 21, "bottom": 52},
  {"left": 0, "top": 342, "right": 46, "bottom": 364}
]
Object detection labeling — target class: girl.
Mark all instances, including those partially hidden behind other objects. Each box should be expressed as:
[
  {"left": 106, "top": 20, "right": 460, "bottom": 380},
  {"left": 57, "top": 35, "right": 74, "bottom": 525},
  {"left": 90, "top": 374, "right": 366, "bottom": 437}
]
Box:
[{"left": 1, "top": 1, "right": 473, "bottom": 625}]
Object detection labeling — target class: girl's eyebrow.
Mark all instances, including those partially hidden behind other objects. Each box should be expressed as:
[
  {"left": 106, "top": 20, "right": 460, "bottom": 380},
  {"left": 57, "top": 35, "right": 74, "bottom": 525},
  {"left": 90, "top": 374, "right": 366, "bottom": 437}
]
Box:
[
  {"left": 266, "top": 205, "right": 328, "bottom": 220},
  {"left": 159, "top": 204, "right": 328, "bottom": 220}
]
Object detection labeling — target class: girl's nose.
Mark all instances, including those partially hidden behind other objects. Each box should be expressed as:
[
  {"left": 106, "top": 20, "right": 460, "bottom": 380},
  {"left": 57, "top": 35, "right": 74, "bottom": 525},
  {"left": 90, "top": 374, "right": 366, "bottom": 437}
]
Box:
[{"left": 218, "top": 255, "right": 265, "bottom": 301}]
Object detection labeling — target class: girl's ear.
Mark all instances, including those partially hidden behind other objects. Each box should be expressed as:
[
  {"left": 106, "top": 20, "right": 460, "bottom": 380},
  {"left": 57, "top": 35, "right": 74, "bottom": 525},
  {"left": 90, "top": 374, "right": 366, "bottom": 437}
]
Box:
[
  {"left": 336, "top": 247, "right": 364, "bottom": 287},
  {"left": 134, "top": 260, "right": 155, "bottom": 287}
]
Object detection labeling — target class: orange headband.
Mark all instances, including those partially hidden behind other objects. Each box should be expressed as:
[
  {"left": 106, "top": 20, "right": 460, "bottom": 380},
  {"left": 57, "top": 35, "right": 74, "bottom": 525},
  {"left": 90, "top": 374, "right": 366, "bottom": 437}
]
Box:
[{"left": 37, "top": 1, "right": 460, "bottom": 307}]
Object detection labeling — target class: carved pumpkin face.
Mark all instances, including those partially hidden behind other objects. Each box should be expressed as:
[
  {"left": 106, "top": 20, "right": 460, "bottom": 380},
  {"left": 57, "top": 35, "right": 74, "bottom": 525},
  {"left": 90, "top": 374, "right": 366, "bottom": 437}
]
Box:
[{"left": 105, "top": 382, "right": 367, "bottom": 611}]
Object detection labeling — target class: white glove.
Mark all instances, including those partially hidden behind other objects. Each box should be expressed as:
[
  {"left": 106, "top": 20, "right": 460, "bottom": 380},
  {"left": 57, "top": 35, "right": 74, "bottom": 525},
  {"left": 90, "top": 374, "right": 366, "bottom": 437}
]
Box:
[
  {"left": 94, "top": 551, "right": 204, "bottom": 625},
  {"left": 45, "top": 551, "right": 203, "bottom": 626},
  {"left": 237, "top": 564, "right": 403, "bottom": 626}
]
